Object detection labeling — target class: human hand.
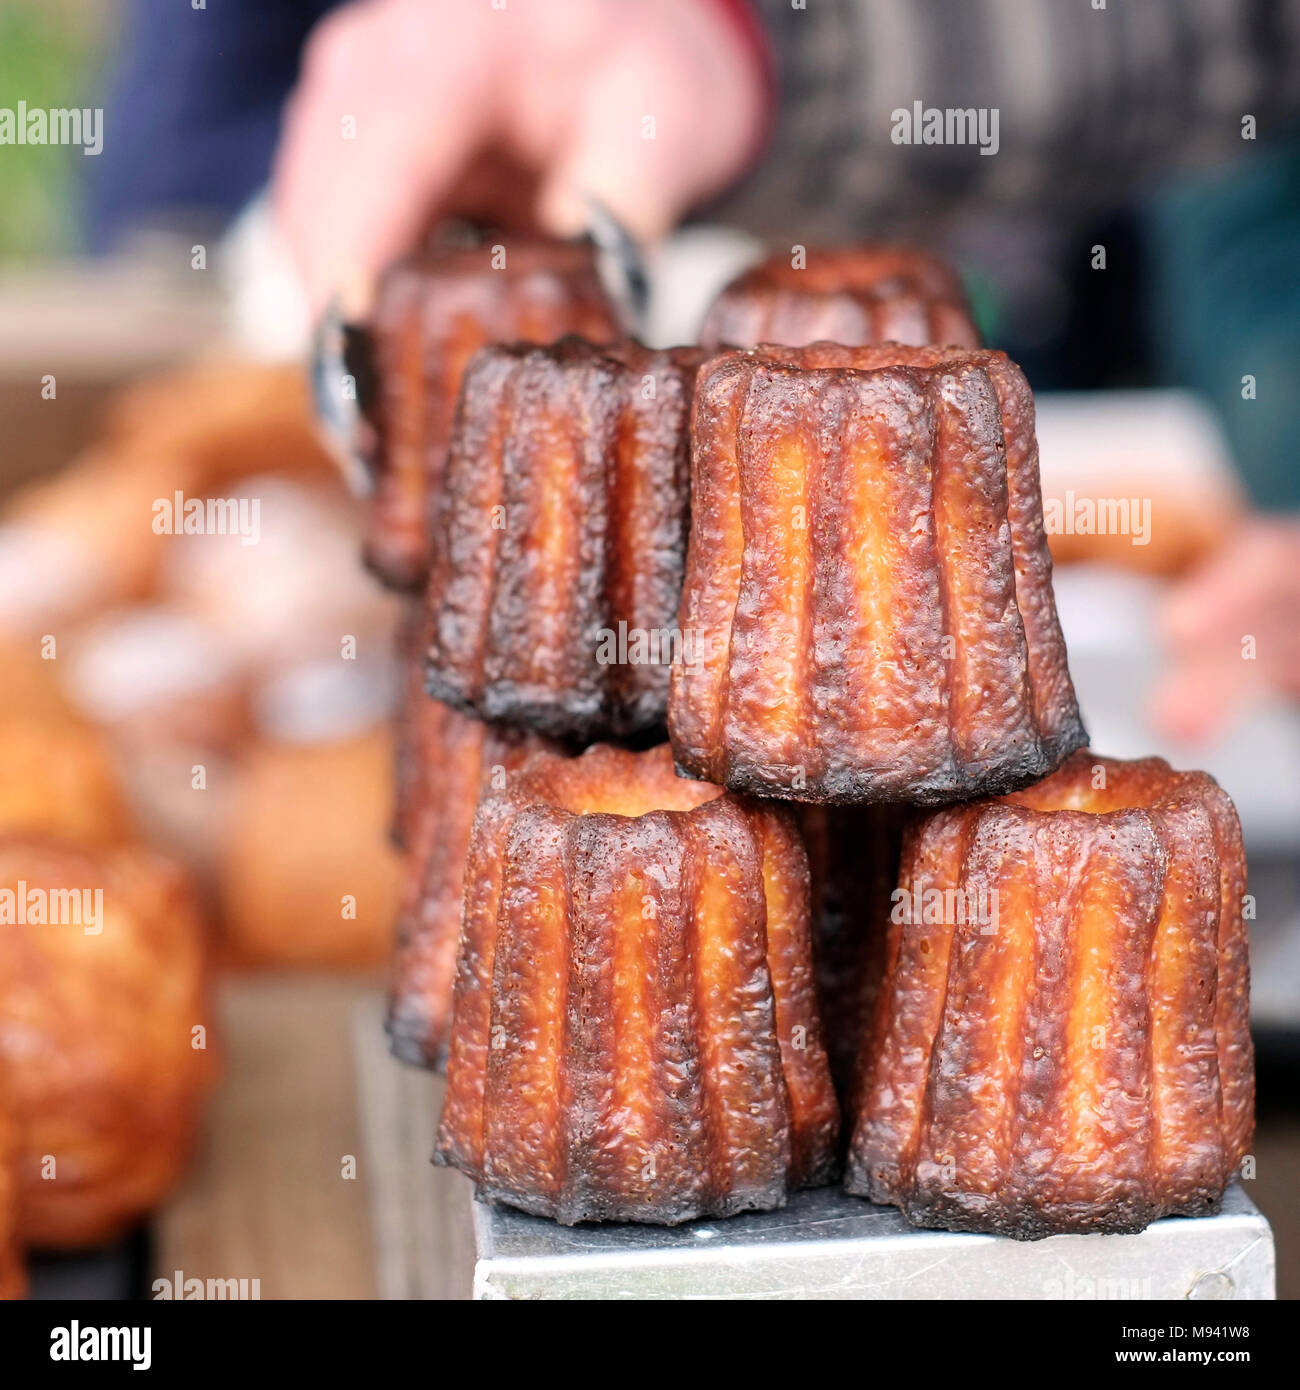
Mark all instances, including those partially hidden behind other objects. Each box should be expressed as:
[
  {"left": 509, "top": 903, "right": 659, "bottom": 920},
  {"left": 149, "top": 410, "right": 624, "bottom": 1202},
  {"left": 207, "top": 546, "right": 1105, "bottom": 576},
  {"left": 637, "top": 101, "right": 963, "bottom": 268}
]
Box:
[
  {"left": 1150, "top": 516, "right": 1300, "bottom": 742},
  {"left": 273, "top": 0, "right": 766, "bottom": 315}
]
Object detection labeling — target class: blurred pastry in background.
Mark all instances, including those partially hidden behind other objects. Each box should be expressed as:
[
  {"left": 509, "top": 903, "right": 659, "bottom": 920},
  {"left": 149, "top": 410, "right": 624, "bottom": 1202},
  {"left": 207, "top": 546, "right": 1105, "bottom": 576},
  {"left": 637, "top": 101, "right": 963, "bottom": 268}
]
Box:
[
  {"left": 59, "top": 606, "right": 246, "bottom": 881},
  {"left": 0, "top": 718, "right": 132, "bottom": 849},
  {"left": 0, "top": 636, "right": 132, "bottom": 849},
  {"left": 0, "top": 1087, "right": 23, "bottom": 1301},
  {"left": 161, "top": 474, "right": 399, "bottom": 676},
  {"left": 0, "top": 837, "right": 216, "bottom": 1249},
  {"left": 0, "top": 512, "right": 142, "bottom": 641},
  {"left": 0, "top": 360, "right": 403, "bottom": 958},
  {"left": 0, "top": 631, "right": 130, "bottom": 845},
  {"left": 94, "top": 362, "right": 337, "bottom": 492},
  {"left": 0, "top": 637, "right": 79, "bottom": 725},
  {"left": 218, "top": 718, "right": 401, "bottom": 970},
  {"left": 63, "top": 607, "right": 249, "bottom": 755},
  {"left": 0, "top": 362, "right": 337, "bottom": 635},
  {"left": 1033, "top": 390, "right": 1246, "bottom": 579}
]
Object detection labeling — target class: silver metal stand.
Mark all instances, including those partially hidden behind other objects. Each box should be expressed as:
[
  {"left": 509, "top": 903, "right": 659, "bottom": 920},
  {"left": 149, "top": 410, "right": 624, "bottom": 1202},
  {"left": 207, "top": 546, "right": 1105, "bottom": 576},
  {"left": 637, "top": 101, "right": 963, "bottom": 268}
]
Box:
[
  {"left": 470, "top": 1182, "right": 1274, "bottom": 1301},
  {"left": 354, "top": 995, "right": 1275, "bottom": 1300}
]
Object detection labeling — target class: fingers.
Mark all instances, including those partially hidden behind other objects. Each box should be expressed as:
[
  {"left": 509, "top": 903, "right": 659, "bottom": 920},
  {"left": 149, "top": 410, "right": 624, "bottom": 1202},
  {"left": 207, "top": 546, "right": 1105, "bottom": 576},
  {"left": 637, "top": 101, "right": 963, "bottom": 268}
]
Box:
[
  {"left": 273, "top": 0, "right": 499, "bottom": 315},
  {"left": 1163, "top": 521, "right": 1294, "bottom": 644},
  {"left": 272, "top": 0, "right": 765, "bottom": 317},
  {"left": 536, "top": 3, "right": 764, "bottom": 244},
  {"left": 1151, "top": 517, "right": 1300, "bottom": 741},
  {"left": 536, "top": 56, "right": 690, "bottom": 243},
  {"left": 1149, "top": 653, "right": 1259, "bottom": 745}
]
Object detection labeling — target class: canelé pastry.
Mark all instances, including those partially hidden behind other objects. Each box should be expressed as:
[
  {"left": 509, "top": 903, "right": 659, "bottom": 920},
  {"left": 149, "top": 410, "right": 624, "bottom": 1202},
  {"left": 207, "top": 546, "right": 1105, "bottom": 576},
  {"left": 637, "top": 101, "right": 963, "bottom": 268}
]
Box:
[
  {"left": 845, "top": 751, "right": 1254, "bottom": 1239},
  {"left": 387, "top": 701, "right": 553, "bottom": 1069},
  {"left": 670, "top": 343, "right": 1087, "bottom": 804},
  {"left": 391, "top": 597, "right": 433, "bottom": 852},
  {"left": 798, "top": 805, "right": 903, "bottom": 1097},
  {"left": 0, "top": 838, "right": 215, "bottom": 1247},
  {"left": 0, "top": 363, "right": 337, "bottom": 633},
  {"left": 425, "top": 338, "right": 706, "bottom": 742},
  {"left": 436, "top": 743, "right": 839, "bottom": 1224},
  {"left": 366, "top": 240, "right": 619, "bottom": 589},
  {"left": 700, "top": 246, "right": 980, "bottom": 351}
]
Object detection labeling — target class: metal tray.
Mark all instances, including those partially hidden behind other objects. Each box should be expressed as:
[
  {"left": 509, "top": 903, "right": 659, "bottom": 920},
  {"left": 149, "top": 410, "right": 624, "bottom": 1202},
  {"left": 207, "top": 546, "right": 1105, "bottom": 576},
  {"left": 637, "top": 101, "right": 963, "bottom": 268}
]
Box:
[{"left": 470, "top": 1182, "right": 1274, "bottom": 1301}]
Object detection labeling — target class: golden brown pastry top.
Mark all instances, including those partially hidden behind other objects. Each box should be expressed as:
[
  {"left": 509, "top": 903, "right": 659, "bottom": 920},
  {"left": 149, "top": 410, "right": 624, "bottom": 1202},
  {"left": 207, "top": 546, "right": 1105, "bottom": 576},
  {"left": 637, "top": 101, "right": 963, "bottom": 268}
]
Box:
[{"left": 701, "top": 247, "right": 980, "bottom": 350}]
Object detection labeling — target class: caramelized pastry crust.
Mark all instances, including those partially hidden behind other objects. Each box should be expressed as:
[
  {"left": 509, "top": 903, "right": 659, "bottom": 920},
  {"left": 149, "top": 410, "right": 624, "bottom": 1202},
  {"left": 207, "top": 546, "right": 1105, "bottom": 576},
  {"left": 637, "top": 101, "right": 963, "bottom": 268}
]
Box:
[
  {"left": 845, "top": 752, "right": 1254, "bottom": 1239},
  {"left": 425, "top": 339, "right": 706, "bottom": 742},
  {"left": 390, "top": 596, "right": 433, "bottom": 852},
  {"left": 0, "top": 839, "right": 215, "bottom": 1247},
  {"left": 700, "top": 246, "right": 980, "bottom": 351},
  {"left": 365, "top": 240, "right": 618, "bottom": 589},
  {"left": 436, "top": 743, "right": 839, "bottom": 1224},
  {"left": 797, "top": 805, "right": 904, "bottom": 1097},
  {"left": 670, "top": 343, "right": 1086, "bottom": 804},
  {"left": 387, "top": 700, "right": 552, "bottom": 1070}
]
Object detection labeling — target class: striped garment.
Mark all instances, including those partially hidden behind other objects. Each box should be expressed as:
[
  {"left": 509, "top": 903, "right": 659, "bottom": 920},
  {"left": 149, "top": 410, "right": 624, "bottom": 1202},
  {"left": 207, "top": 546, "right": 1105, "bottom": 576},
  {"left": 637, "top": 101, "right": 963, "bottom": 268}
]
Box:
[{"left": 712, "top": 0, "right": 1300, "bottom": 239}]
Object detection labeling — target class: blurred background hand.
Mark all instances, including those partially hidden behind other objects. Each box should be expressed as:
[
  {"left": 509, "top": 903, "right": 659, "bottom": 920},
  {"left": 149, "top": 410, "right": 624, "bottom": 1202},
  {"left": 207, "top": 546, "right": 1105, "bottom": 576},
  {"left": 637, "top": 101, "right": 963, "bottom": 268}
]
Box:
[
  {"left": 272, "top": 0, "right": 765, "bottom": 313},
  {"left": 1152, "top": 517, "right": 1300, "bottom": 744}
]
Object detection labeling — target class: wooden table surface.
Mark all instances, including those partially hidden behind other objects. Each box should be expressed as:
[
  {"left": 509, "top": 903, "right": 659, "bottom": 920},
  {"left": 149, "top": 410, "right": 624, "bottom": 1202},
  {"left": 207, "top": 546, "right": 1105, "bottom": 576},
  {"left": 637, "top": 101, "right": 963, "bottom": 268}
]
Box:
[{"left": 155, "top": 973, "right": 474, "bottom": 1300}]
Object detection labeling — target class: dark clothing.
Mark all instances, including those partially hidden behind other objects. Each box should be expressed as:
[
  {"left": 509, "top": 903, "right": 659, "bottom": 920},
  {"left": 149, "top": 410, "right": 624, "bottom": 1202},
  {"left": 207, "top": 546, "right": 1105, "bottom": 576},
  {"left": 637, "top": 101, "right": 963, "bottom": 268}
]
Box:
[
  {"left": 87, "top": 0, "right": 337, "bottom": 249},
  {"left": 721, "top": 0, "right": 1300, "bottom": 239},
  {"left": 95, "top": 0, "right": 1300, "bottom": 250},
  {"left": 1143, "top": 143, "right": 1300, "bottom": 511}
]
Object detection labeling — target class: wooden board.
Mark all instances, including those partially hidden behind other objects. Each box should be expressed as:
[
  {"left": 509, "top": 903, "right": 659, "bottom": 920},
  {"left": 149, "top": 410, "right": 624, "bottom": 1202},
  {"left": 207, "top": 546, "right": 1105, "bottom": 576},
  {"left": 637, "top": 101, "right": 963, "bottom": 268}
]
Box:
[{"left": 153, "top": 973, "right": 473, "bottom": 1300}]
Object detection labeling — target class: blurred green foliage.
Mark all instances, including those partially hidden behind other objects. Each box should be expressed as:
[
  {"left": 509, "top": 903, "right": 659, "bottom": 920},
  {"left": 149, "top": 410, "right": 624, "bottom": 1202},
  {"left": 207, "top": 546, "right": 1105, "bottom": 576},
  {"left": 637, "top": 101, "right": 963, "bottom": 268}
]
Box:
[{"left": 0, "top": 1, "right": 112, "bottom": 262}]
